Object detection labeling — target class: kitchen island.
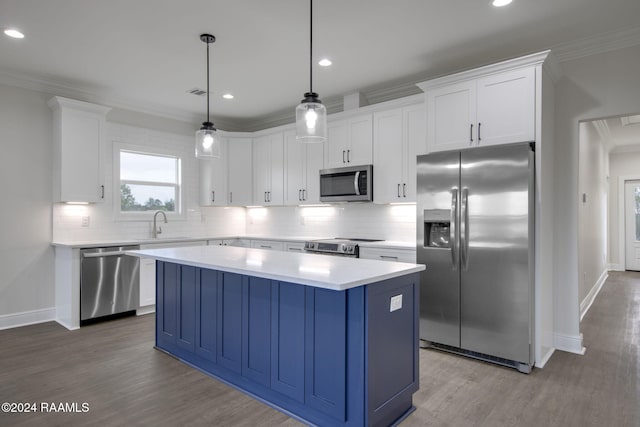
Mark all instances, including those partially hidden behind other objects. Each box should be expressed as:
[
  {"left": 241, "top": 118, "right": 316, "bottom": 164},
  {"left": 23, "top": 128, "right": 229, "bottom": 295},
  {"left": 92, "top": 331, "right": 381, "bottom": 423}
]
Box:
[{"left": 127, "top": 245, "right": 425, "bottom": 427}]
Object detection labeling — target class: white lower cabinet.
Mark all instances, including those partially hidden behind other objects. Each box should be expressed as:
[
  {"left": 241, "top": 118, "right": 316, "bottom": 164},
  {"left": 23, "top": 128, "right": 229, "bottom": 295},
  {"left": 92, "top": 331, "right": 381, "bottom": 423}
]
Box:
[
  {"left": 250, "top": 240, "right": 285, "bottom": 251},
  {"left": 139, "top": 240, "right": 206, "bottom": 310},
  {"left": 359, "top": 247, "right": 416, "bottom": 263}
]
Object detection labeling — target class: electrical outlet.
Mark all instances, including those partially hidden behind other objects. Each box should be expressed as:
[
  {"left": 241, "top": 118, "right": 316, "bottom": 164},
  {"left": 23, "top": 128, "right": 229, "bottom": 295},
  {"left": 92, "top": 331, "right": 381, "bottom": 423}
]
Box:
[
  {"left": 81, "top": 216, "right": 90, "bottom": 227},
  {"left": 390, "top": 294, "right": 403, "bottom": 312}
]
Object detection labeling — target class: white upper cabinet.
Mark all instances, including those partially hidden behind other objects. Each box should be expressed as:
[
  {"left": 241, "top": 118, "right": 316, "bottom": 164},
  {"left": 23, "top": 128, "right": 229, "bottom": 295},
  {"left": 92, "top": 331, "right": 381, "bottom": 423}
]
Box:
[
  {"left": 253, "top": 132, "right": 284, "bottom": 205},
  {"left": 199, "top": 138, "right": 227, "bottom": 206},
  {"left": 227, "top": 137, "right": 253, "bottom": 206},
  {"left": 421, "top": 66, "right": 535, "bottom": 153},
  {"left": 475, "top": 67, "right": 535, "bottom": 146},
  {"left": 284, "top": 130, "right": 323, "bottom": 205},
  {"left": 373, "top": 104, "right": 425, "bottom": 203},
  {"left": 48, "top": 96, "right": 111, "bottom": 203},
  {"left": 325, "top": 113, "right": 373, "bottom": 168}
]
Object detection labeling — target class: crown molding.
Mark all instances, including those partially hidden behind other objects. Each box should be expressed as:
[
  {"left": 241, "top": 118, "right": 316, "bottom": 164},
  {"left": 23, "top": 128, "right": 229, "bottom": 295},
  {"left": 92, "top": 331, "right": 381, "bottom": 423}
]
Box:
[{"left": 552, "top": 25, "right": 640, "bottom": 63}]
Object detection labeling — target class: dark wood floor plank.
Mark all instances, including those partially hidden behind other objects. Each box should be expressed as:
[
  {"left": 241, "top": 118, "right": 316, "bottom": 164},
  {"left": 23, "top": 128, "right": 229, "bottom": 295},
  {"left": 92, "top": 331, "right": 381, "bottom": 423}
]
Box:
[{"left": 1, "top": 271, "right": 638, "bottom": 426}]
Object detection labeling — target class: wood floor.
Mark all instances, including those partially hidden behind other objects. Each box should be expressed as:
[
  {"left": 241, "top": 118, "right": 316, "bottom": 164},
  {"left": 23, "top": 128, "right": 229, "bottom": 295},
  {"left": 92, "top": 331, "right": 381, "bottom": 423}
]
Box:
[{"left": 1, "top": 271, "right": 638, "bottom": 426}]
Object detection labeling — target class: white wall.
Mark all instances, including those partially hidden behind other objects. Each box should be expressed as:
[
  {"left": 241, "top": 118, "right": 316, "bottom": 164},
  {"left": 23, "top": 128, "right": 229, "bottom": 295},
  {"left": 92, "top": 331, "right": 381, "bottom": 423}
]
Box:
[
  {"left": 553, "top": 43, "right": 640, "bottom": 352},
  {"left": 608, "top": 150, "right": 640, "bottom": 269},
  {"left": 0, "top": 84, "right": 55, "bottom": 325},
  {"left": 577, "top": 122, "right": 608, "bottom": 316}
]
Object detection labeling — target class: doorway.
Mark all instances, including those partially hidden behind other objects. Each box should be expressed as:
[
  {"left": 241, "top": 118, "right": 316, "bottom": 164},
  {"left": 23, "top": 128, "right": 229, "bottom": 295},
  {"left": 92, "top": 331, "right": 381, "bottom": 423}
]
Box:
[{"left": 624, "top": 180, "right": 640, "bottom": 271}]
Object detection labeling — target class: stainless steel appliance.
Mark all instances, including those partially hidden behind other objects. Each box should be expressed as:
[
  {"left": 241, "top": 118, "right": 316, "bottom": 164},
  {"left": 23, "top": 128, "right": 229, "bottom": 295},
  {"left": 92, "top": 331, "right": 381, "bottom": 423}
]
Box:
[
  {"left": 80, "top": 245, "right": 140, "bottom": 324},
  {"left": 416, "top": 142, "right": 534, "bottom": 373},
  {"left": 303, "top": 238, "right": 383, "bottom": 257},
  {"left": 319, "top": 165, "right": 373, "bottom": 202}
]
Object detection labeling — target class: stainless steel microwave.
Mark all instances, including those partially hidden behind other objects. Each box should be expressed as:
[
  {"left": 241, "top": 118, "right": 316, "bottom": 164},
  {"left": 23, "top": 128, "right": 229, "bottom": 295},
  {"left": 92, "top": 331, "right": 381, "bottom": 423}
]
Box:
[{"left": 319, "top": 165, "right": 373, "bottom": 202}]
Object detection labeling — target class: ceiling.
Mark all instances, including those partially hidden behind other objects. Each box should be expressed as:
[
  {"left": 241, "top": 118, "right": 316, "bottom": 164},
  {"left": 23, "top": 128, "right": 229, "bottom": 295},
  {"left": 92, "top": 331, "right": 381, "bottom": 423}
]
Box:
[
  {"left": 2, "top": 0, "right": 640, "bottom": 131},
  {"left": 595, "top": 115, "right": 640, "bottom": 153}
]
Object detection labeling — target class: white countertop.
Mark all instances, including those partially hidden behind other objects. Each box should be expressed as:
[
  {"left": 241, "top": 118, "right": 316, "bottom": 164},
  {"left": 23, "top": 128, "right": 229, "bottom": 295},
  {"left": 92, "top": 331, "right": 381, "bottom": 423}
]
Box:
[
  {"left": 126, "top": 245, "right": 424, "bottom": 291},
  {"left": 52, "top": 235, "right": 416, "bottom": 250}
]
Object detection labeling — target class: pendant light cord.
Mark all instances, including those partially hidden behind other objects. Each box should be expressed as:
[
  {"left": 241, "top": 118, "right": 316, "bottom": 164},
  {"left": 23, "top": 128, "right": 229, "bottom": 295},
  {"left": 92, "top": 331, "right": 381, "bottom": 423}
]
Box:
[
  {"left": 309, "top": 0, "right": 313, "bottom": 94},
  {"left": 206, "top": 41, "right": 210, "bottom": 122}
]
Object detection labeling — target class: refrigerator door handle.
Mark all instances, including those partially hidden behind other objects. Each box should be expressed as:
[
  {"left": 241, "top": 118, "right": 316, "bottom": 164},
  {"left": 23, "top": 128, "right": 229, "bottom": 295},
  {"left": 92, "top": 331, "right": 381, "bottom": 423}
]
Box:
[
  {"left": 451, "top": 188, "right": 459, "bottom": 270},
  {"left": 461, "top": 188, "right": 469, "bottom": 270}
]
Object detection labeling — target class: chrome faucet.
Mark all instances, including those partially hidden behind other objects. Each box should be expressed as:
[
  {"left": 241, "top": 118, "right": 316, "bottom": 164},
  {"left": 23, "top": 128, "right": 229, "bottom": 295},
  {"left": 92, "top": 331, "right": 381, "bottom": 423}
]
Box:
[{"left": 152, "top": 210, "right": 168, "bottom": 238}]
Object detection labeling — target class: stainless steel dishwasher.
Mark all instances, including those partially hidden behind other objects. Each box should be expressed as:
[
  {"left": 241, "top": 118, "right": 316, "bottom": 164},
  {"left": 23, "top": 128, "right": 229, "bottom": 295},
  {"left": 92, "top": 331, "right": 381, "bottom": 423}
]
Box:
[{"left": 80, "top": 245, "right": 140, "bottom": 324}]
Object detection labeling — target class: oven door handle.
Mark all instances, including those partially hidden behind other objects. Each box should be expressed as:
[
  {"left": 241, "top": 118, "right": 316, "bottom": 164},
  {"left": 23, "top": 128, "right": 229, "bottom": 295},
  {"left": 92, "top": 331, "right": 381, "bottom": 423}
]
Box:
[{"left": 354, "top": 171, "right": 361, "bottom": 196}]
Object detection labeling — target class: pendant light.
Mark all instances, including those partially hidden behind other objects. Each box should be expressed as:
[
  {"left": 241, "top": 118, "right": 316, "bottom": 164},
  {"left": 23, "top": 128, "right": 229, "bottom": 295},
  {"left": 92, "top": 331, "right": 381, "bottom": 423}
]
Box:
[
  {"left": 195, "top": 34, "right": 221, "bottom": 158},
  {"left": 295, "top": 0, "right": 327, "bottom": 143}
]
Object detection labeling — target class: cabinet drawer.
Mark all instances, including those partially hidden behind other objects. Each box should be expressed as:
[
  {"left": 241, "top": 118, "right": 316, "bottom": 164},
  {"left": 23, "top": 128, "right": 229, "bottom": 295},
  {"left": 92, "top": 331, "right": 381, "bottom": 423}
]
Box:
[
  {"left": 251, "top": 240, "right": 285, "bottom": 251},
  {"left": 359, "top": 247, "right": 415, "bottom": 263}
]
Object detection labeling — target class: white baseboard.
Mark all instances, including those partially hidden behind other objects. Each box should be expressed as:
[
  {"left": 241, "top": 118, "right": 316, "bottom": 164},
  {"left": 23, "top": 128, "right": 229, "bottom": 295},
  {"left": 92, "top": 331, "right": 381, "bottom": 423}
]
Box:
[
  {"left": 136, "top": 305, "right": 155, "bottom": 316},
  {"left": 554, "top": 332, "right": 586, "bottom": 355},
  {"left": 536, "top": 347, "right": 556, "bottom": 369},
  {"left": 580, "top": 270, "right": 608, "bottom": 321},
  {"left": 608, "top": 263, "right": 624, "bottom": 271},
  {"left": 55, "top": 318, "right": 80, "bottom": 331},
  {"left": 0, "top": 307, "right": 56, "bottom": 330}
]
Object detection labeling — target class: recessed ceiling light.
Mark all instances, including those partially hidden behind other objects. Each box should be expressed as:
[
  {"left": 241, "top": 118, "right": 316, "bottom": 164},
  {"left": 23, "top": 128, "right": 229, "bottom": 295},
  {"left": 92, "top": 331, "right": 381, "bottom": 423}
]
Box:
[
  {"left": 222, "top": 93, "right": 234, "bottom": 99},
  {"left": 318, "top": 58, "right": 332, "bottom": 67},
  {"left": 492, "top": 0, "right": 512, "bottom": 6},
  {"left": 4, "top": 28, "right": 25, "bottom": 39}
]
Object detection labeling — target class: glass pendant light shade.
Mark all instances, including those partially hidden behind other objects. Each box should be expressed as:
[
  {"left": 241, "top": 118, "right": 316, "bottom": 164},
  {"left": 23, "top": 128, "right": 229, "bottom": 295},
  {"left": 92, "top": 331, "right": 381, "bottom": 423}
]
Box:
[
  {"left": 195, "top": 122, "right": 221, "bottom": 158},
  {"left": 195, "top": 33, "right": 221, "bottom": 159},
  {"left": 296, "top": 0, "right": 327, "bottom": 144},
  {"left": 296, "top": 92, "right": 327, "bottom": 143}
]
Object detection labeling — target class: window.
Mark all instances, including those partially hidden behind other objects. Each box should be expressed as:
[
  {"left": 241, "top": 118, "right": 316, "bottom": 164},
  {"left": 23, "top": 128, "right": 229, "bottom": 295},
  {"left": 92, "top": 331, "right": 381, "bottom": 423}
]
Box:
[{"left": 115, "top": 146, "right": 182, "bottom": 217}]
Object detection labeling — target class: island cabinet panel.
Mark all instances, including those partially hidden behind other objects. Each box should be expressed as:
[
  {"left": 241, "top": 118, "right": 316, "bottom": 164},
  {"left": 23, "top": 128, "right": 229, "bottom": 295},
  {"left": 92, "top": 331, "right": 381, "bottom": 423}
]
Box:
[
  {"left": 154, "top": 261, "right": 419, "bottom": 427},
  {"left": 195, "top": 269, "right": 218, "bottom": 362},
  {"left": 270, "top": 282, "right": 305, "bottom": 403},
  {"left": 367, "top": 277, "right": 419, "bottom": 427},
  {"left": 177, "top": 266, "right": 197, "bottom": 353},
  {"left": 242, "top": 277, "right": 272, "bottom": 387},
  {"left": 156, "top": 262, "right": 177, "bottom": 348},
  {"left": 217, "top": 272, "right": 244, "bottom": 374},
  {"left": 305, "top": 288, "right": 347, "bottom": 421}
]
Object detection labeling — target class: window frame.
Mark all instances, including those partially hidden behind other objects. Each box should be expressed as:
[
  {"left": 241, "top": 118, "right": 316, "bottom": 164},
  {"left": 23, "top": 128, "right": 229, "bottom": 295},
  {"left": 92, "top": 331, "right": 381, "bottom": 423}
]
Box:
[{"left": 113, "top": 142, "right": 185, "bottom": 221}]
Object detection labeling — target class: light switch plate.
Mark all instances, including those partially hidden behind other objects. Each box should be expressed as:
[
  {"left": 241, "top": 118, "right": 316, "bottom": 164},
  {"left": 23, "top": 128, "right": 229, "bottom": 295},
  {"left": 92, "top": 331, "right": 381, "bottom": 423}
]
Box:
[
  {"left": 390, "top": 294, "right": 403, "bottom": 312},
  {"left": 81, "top": 216, "right": 90, "bottom": 227}
]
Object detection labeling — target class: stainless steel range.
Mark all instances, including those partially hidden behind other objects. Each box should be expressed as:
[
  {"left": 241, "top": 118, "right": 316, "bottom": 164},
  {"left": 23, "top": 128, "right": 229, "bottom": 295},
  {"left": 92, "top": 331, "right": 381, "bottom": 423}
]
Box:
[{"left": 303, "top": 238, "right": 383, "bottom": 257}]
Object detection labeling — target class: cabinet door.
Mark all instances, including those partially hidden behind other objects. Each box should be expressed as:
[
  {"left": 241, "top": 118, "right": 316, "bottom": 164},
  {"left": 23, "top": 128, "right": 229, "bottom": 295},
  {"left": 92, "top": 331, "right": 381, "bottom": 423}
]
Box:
[
  {"left": 269, "top": 133, "right": 285, "bottom": 205},
  {"left": 227, "top": 138, "right": 253, "bottom": 206},
  {"left": 253, "top": 133, "right": 284, "bottom": 205},
  {"left": 253, "top": 135, "right": 271, "bottom": 204},
  {"left": 347, "top": 114, "right": 373, "bottom": 166},
  {"left": 426, "top": 81, "right": 476, "bottom": 152},
  {"left": 284, "top": 130, "right": 305, "bottom": 205},
  {"left": 199, "top": 139, "right": 228, "bottom": 206},
  {"left": 325, "top": 120, "right": 348, "bottom": 168},
  {"left": 402, "top": 104, "right": 426, "bottom": 201},
  {"left": 476, "top": 67, "right": 535, "bottom": 146},
  {"left": 304, "top": 142, "right": 323, "bottom": 204},
  {"left": 242, "top": 277, "right": 272, "bottom": 387},
  {"left": 49, "top": 97, "right": 110, "bottom": 203},
  {"left": 373, "top": 108, "right": 403, "bottom": 204}
]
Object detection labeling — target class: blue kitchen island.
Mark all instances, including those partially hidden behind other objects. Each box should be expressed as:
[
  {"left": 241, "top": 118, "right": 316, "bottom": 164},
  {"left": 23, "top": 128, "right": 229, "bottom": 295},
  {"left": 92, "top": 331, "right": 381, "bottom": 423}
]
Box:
[{"left": 128, "top": 245, "right": 425, "bottom": 427}]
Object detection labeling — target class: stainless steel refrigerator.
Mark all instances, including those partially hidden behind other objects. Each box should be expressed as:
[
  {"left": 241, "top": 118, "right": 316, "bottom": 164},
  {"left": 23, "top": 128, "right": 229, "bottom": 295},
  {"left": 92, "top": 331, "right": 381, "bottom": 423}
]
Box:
[{"left": 416, "top": 142, "right": 534, "bottom": 373}]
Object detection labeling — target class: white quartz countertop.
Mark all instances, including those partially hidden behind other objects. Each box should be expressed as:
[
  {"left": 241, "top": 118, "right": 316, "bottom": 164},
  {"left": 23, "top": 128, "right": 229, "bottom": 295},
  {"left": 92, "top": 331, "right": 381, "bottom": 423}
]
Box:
[
  {"left": 126, "top": 245, "right": 424, "bottom": 291},
  {"left": 52, "top": 235, "right": 416, "bottom": 250}
]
